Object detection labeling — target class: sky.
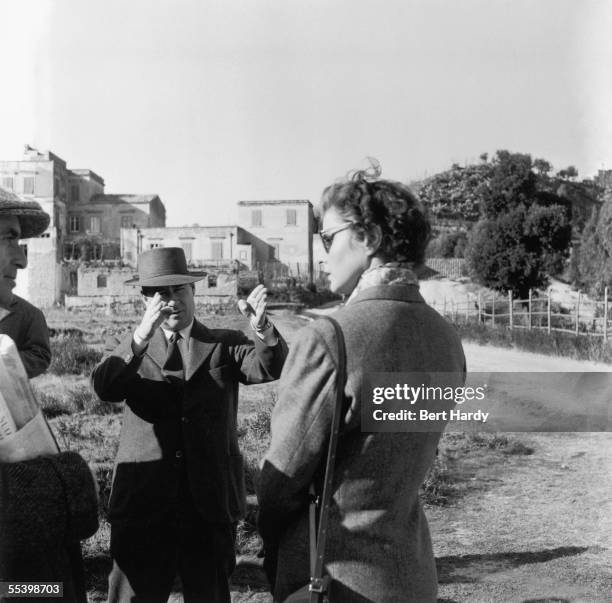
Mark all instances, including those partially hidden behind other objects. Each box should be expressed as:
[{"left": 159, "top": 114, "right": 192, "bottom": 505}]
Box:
[{"left": 1, "top": 0, "right": 611, "bottom": 226}]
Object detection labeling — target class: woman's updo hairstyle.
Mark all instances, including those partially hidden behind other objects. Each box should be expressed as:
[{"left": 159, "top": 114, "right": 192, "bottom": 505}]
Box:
[{"left": 320, "top": 159, "right": 431, "bottom": 265}]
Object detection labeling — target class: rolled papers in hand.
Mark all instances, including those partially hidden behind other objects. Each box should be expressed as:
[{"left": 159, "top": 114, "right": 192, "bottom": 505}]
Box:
[{"left": 0, "top": 334, "right": 59, "bottom": 461}]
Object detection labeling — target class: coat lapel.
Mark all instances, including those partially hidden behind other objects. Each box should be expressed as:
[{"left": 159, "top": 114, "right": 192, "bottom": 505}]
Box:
[
  {"left": 0, "top": 307, "right": 11, "bottom": 324},
  {"left": 144, "top": 328, "right": 169, "bottom": 370},
  {"left": 184, "top": 320, "right": 218, "bottom": 381}
]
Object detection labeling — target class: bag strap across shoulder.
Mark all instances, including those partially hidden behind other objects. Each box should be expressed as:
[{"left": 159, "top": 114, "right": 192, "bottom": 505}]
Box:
[{"left": 308, "top": 315, "right": 346, "bottom": 603}]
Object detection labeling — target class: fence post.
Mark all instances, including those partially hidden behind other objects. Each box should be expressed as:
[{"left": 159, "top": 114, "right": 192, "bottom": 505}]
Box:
[
  {"left": 547, "top": 290, "right": 551, "bottom": 334},
  {"left": 508, "top": 290, "right": 513, "bottom": 330},
  {"left": 528, "top": 289, "right": 532, "bottom": 330},
  {"left": 604, "top": 287, "right": 609, "bottom": 344},
  {"left": 575, "top": 293, "right": 580, "bottom": 336},
  {"left": 478, "top": 292, "right": 482, "bottom": 323},
  {"left": 466, "top": 295, "right": 469, "bottom": 322},
  {"left": 492, "top": 296, "right": 495, "bottom": 327}
]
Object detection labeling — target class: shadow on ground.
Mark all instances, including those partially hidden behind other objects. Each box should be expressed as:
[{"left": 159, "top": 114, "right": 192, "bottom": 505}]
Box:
[{"left": 436, "top": 545, "right": 588, "bottom": 584}]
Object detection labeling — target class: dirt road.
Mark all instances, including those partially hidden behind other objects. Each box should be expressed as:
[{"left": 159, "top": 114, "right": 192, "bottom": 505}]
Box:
[
  {"left": 431, "top": 431, "right": 612, "bottom": 602},
  {"left": 432, "top": 344, "right": 612, "bottom": 602}
]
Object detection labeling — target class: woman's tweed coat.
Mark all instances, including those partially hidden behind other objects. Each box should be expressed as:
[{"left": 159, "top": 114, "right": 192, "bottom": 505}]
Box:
[{"left": 257, "top": 283, "right": 466, "bottom": 602}]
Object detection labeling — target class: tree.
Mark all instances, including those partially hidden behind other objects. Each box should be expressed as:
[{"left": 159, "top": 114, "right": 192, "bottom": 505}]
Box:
[
  {"left": 467, "top": 207, "right": 540, "bottom": 298},
  {"left": 481, "top": 150, "right": 537, "bottom": 218},
  {"left": 565, "top": 165, "right": 578, "bottom": 180},
  {"left": 557, "top": 166, "right": 578, "bottom": 181},
  {"left": 533, "top": 158, "right": 552, "bottom": 176},
  {"left": 466, "top": 204, "right": 571, "bottom": 297},
  {"left": 466, "top": 151, "right": 571, "bottom": 296}
]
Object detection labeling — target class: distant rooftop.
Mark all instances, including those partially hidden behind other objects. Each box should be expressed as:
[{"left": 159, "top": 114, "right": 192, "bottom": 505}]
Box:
[
  {"left": 22, "top": 145, "right": 67, "bottom": 168},
  {"left": 89, "top": 194, "right": 160, "bottom": 205},
  {"left": 238, "top": 199, "right": 312, "bottom": 207},
  {"left": 70, "top": 169, "right": 105, "bottom": 186}
]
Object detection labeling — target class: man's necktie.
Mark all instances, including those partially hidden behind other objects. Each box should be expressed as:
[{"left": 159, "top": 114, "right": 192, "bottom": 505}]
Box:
[{"left": 163, "top": 331, "right": 184, "bottom": 379}]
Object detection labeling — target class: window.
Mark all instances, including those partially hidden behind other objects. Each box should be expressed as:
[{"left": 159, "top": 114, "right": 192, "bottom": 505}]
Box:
[
  {"left": 268, "top": 240, "right": 281, "bottom": 260},
  {"left": 286, "top": 209, "right": 297, "bottom": 225},
  {"left": 2, "top": 177, "right": 13, "bottom": 190},
  {"left": 211, "top": 240, "right": 223, "bottom": 260},
  {"left": 181, "top": 242, "right": 192, "bottom": 263},
  {"left": 121, "top": 215, "right": 133, "bottom": 229},
  {"left": 69, "top": 271, "right": 78, "bottom": 293},
  {"left": 54, "top": 178, "right": 60, "bottom": 197},
  {"left": 207, "top": 275, "right": 217, "bottom": 288},
  {"left": 251, "top": 209, "right": 262, "bottom": 227},
  {"left": 149, "top": 243, "right": 161, "bottom": 249},
  {"left": 71, "top": 184, "right": 79, "bottom": 202},
  {"left": 23, "top": 177, "right": 35, "bottom": 195},
  {"left": 97, "top": 274, "right": 107, "bottom": 288},
  {"left": 69, "top": 215, "right": 80, "bottom": 233},
  {"left": 90, "top": 216, "right": 101, "bottom": 234}
]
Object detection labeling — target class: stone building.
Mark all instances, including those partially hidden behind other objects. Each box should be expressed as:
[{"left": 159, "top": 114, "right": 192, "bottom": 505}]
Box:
[
  {"left": 65, "top": 193, "right": 165, "bottom": 259},
  {"left": 237, "top": 200, "right": 315, "bottom": 278},
  {"left": 120, "top": 225, "right": 270, "bottom": 269},
  {"left": 0, "top": 146, "right": 166, "bottom": 305},
  {"left": 2, "top": 147, "right": 318, "bottom": 306}
]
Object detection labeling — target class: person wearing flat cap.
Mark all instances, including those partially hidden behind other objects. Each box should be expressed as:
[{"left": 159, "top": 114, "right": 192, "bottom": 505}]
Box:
[
  {"left": 92, "top": 246, "right": 288, "bottom": 603},
  {"left": 0, "top": 187, "right": 99, "bottom": 602},
  {"left": 0, "top": 187, "right": 52, "bottom": 377}
]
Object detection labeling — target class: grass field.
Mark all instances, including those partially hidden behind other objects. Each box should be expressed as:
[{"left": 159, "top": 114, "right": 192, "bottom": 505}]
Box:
[{"left": 37, "top": 307, "right": 536, "bottom": 602}]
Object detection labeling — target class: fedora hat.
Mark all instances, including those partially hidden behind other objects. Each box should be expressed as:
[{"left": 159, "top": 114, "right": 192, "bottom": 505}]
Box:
[
  {"left": 0, "top": 186, "right": 50, "bottom": 238},
  {"left": 125, "top": 247, "right": 207, "bottom": 286}
]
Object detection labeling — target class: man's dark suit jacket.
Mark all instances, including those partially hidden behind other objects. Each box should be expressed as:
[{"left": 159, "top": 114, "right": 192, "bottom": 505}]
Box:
[{"left": 92, "top": 319, "right": 287, "bottom": 524}]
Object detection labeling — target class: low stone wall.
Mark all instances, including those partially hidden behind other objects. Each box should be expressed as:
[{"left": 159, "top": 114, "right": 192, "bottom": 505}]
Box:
[{"left": 65, "top": 293, "right": 237, "bottom": 315}]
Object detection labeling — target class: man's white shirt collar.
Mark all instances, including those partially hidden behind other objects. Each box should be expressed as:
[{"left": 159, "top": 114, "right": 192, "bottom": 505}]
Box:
[{"left": 161, "top": 319, "right": 194, "bottom": 350}]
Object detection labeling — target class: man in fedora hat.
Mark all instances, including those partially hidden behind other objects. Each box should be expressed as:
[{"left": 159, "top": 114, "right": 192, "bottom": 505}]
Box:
[
  {"left": 92, "top": 246, "right": 288, "bottom": 603},
  {"left": 0, "top": 186, "right": 99, "bottom": 602}
]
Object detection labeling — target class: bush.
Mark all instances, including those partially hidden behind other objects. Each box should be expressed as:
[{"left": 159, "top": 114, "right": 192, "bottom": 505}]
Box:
[
  {"left": 466, "top": 433, "right": 534, "bottom": 455},
  {"left": 427, "top": 231, "right": 468, "bottom": 259},
  {"left": 420, "top": 453, "right": 464, "bottom": 505},
  {"left": 49, "top": 334, "right": 102, "bottom": 375}
]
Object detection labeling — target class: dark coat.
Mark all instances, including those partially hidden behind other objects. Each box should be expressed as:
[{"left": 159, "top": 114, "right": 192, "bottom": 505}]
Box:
[
  {"left": 257, "top": 284, "right": 466, "bottom": 602},
  {"left": 91, "top": 319, "right": 288, "bottom": 524},
  {"left": 0, "top": 294, "right": 51, "bottom": 378},
  {"left": 0, "top": 452, "right": 99, "bottom": 603}
]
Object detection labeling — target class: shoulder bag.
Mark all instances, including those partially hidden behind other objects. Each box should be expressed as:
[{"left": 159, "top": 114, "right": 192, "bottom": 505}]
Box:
[{"left": 283, "top": 315, "right": 346, "bottom": 603}]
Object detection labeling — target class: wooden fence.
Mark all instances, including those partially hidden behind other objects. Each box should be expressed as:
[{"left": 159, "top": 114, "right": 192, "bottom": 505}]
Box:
[{"left": 429, "top": 287, "right": 611, "bottom": 342}]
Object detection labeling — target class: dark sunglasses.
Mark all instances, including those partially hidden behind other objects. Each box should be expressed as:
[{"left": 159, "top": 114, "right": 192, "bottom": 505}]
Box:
[
  {"left": 319, "top": 222, "right": 353, "bottom": 253},
  {"left": 141, "top": 284, "right": 189, "bottom": 298}
]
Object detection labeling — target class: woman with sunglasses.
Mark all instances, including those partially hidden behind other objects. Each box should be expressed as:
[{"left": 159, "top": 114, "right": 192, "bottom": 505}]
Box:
[{"left": 257, "top": 162, "right": 466, "bottom": 602}]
